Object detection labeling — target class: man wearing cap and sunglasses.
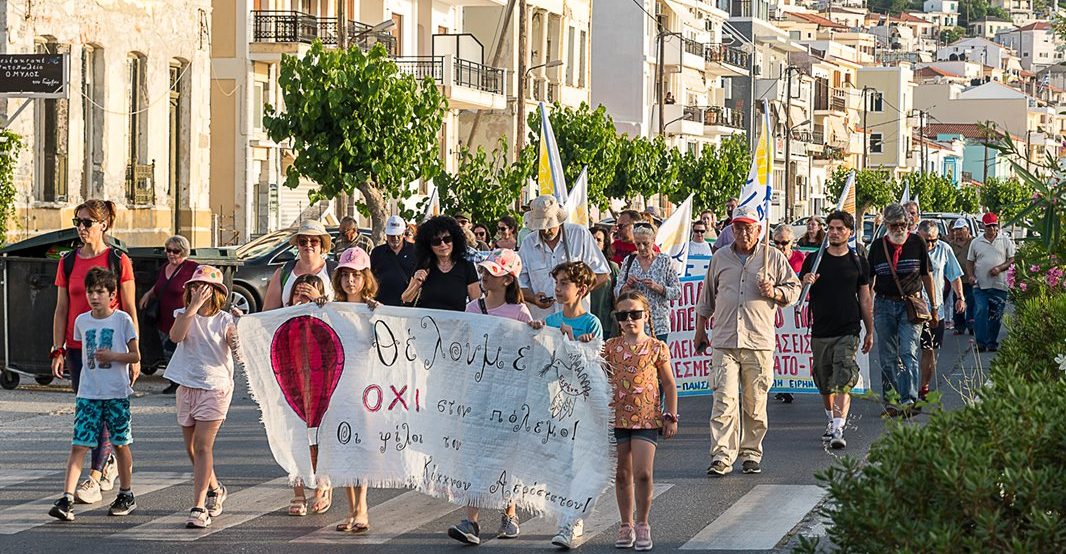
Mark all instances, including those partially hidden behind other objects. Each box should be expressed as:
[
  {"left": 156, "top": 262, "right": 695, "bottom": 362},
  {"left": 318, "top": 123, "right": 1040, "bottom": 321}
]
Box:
[
  {"left": 370, "top": 215, "right": 417, "bottom": 307},
  {"left": 967, "top": 212, "right": 1015, "bottom": 352},
  {"left": 694, "top": 205, "right": 800, "bottom": 477}
]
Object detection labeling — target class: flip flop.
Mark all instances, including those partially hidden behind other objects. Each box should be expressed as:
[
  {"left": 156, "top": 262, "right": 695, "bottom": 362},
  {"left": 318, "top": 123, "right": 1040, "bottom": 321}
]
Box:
[
  {"left": 335, "top": 514, "right": 370, "bottom": 533},
  {"left": 311, "top": 486, "right": 332, "bottom": 514}
]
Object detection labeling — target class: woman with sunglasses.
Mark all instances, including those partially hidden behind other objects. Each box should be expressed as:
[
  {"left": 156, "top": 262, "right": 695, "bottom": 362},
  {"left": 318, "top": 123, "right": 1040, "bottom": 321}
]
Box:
[
  {"left": 614, "top": 223, "right": 680, "bottom": 342},
  {"left": 263, "top": 220, "right": 335, "bottom": 311},
  {"left": 494, "top": 216, "right": 519, "bottom": 251},
  {"left": 138, "top": 235, "right": 198, "bottom": 394},
  {"left": 51, "top": 199, "right": 138, "bottom": 504},
  {"left": 402, "top": 216, "right": 480, "bottom": 311},
  {"left": 772, "top": 225, "right": 806, "bottom": 275}
]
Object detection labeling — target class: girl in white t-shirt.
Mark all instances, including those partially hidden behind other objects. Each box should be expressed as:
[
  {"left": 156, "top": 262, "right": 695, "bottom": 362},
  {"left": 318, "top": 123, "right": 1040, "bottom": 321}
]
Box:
[
  {"left": 329, "top": 247, "right": 379, "bottom": 533},
  {"left": 164, "top": 265, "right": 237, "bottom": 529}
]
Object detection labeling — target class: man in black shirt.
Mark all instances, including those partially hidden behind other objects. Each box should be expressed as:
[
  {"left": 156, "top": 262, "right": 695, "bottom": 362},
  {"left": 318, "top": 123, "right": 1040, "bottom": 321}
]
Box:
[
  {"left": 370, "top": 215, "right": 416, "bottom": 306},
  {"left": 800, "top": 211, "right": 873, "bottom": 449},
  {"left": 866, "top": 203, "right": 936, "bottom": 414}
]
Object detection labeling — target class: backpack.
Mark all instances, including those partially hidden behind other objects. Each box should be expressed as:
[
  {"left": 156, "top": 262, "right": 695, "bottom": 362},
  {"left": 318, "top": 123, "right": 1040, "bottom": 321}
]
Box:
[
  {"left": 61, "top": 247, "right": 126, "bottom": 308},
  {"left": 280, "top": 259, "right": 339, "bottom": 290}
]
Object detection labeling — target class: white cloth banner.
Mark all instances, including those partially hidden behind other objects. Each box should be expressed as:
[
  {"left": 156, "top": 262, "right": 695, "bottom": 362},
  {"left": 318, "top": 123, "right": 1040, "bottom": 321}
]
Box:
[{"left": 239, "top": 303, "right": 613, "bottom": 519}]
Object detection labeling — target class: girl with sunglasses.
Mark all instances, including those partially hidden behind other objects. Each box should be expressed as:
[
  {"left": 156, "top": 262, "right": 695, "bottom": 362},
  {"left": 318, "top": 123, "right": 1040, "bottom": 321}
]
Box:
[
  {"left": 605, "top": 291, "right": 678, "bottom": 551},
  {"left": 402, "top": 216, "right": 480, "bottom": 311}
]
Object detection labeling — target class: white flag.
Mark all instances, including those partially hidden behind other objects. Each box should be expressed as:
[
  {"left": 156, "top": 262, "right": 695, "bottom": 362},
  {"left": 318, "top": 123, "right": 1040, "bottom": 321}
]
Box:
[
  {"left": 566, "top": 166, "right": 590, "bottom": 227},
  {"left": 655, "top": 195, "right": 694, "bottom": 277},
  {"left": 736, "top": 100, "right": 774, "bottom": 238},
  {"left": 899, "top": 182, "right": 910, "bottom": 204}
]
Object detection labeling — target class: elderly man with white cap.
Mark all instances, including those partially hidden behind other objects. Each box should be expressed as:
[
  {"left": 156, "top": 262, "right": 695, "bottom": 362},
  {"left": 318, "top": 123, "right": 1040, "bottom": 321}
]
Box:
[
  {"left": 693, "top": 205, "right": 801, "bottom": 477},
  {"left": 370, "top": 215, "right": 417, "bottom": 306},
  {"left": 518, "top": 194, "right": 610, "bottom": 321}
]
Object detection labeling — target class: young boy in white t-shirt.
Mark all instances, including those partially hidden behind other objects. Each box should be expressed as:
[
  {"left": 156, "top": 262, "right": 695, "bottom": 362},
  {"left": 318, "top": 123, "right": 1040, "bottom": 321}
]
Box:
[{"left": 49, "top": 267, "right": 140, "bottom": 521}]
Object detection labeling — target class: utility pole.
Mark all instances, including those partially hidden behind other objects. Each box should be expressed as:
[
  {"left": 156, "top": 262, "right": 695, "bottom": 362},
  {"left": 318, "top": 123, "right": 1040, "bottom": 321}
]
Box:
[
  {"left": 862, "top": 86, "right": 870, "bottom": 170},
  {"left": 784, "top": 68, "right": 794, "bottom": 220},
  {"left": 515, "top": 0, "right": 529, "bottom": 160},
  {"left": 657, "top": 30, "right": 666, "bottom": 137},
  {"left": 464, "top": 0, "right": 518, "bottom": 155},
  {"left": 338, "top": 0, "right": 351, "bottom": 218}
]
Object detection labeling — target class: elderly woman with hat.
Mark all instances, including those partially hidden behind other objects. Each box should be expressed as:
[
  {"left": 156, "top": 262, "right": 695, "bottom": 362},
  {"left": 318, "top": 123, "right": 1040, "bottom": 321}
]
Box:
[
  {"left": 263, "top": 220, "right": 335, "bottom": 310},
  {"left": 518, "top": 195, "right": 611, "bottom": 321}
]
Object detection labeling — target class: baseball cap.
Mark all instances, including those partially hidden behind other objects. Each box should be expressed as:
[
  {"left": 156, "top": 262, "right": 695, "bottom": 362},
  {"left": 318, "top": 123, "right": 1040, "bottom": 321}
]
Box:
[
  {"left": 952, "top": 217, "right": 967, "bottom": 229},
  {"left": 730, "top": 205, "right": 760, "bottom": 225},
  {"left": 982, "top": 212, "right": 999, "bottom": 226},
  {"left": 478, "top": 249, "right": 522, "bottom": 278},
  {"left": 337, "top": 247, "right": 371, "bottom": 271},
  {"left": 385, "top": 215, "right": 407, "bottom": 236}
]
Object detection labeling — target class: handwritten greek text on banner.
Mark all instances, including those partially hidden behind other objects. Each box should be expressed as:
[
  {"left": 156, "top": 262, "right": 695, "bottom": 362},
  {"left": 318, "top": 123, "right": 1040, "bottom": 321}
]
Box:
[
  {"left": 238, "top": 303, "right": 613, "bottom": 520},
  {"left": 667, "top": 255, "right": 870, "bottom": 396}
]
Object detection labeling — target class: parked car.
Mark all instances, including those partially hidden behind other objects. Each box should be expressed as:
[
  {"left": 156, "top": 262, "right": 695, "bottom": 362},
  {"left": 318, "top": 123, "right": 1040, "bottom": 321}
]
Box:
[
  {"left": 872, "top": 212, "right": 981, "bottom": 242},
  {"left": 227, "top": 225, "right": 373, "bottom": 314}
]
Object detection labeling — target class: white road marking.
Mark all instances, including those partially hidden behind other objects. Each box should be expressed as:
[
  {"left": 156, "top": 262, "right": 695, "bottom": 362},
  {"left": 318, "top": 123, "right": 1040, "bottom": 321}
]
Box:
[
  {"left": 0, "top": 470, "right": 60, "bottom": 490},
  {"left": 297, "top": 489, "right": 461, "bottom": 544},
  {"left": 680, "top": 484, "right": 825, "bottom": 550}
]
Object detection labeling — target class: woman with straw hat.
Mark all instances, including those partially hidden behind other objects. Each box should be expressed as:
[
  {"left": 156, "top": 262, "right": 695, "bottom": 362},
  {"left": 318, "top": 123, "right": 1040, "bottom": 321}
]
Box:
[{"left": 263, "top": 220, "right": 336, "bottom": 310}]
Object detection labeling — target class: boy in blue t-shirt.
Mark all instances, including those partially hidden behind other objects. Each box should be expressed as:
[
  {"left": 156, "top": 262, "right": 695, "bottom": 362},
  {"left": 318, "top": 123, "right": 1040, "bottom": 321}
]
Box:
[
  {"left": 49, "top": 267, "right": 140, "bottom": 522},
  {"left": 530, "top": 261, "right": 602, "bottom": 342}
]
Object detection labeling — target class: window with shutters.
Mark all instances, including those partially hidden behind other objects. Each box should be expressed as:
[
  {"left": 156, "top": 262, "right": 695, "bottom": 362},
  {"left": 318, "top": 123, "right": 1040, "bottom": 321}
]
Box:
[{"left": 35, "top": 39, "right": 70, "bottom": 203}]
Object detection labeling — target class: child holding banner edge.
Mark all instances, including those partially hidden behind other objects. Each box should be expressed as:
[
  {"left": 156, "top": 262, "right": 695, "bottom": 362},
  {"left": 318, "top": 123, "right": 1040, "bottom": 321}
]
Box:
[
  {"left": 447, "top": 249, "right": 530, "bottom": 544},
  {"left": 605, "top": 291, "right": 678, "bottom": 550},
  {"left": 329, "top": 248, "right": 379, "bottom": 533}
]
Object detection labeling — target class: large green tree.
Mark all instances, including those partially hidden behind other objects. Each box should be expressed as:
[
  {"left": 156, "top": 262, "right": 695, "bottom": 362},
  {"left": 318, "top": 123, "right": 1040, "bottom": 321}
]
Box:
[
  {"left": 980, "top": 176, "right": 1032, "bottom": 221},
  {"left": 526, "top": 103, "right": 623, "bottom": 209},
  {"left": 827, "top": 167, "right": 896, "bottom": 216},
  {"left": 435, "top": 137, "right": 533, "bottom": 225},
  {"left": 607, "top": 135, "right": 681, "bottom": 205},
  {"left": 897, "top": 172, "right": 962, "bottom": 212},
  {"left": 264, "top": 42, "right": 447, "bottom": 242},
  {"left": 673, "top": 135, "right": 750, "bottom": 216}
]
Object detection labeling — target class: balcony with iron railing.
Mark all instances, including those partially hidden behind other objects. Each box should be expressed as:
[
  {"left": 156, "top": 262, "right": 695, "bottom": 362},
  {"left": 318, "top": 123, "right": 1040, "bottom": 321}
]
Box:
[
  {"left": 394, "top": 54, "right": 507, "bottom": 108},
  {"left": 126, "top": 161, "right": 155, "bottom": 205},
  {"left": 250, "top": 11, "right": 397, "bottom": 56},
  {"left": 662, "top": 34, "right": 706, "bottom": 70},
  {"left": 704, "top": 43, "right": 750, "bottom": 75},
  {"left": 704, "top": 106, "right": 744, "bottom": 130}
]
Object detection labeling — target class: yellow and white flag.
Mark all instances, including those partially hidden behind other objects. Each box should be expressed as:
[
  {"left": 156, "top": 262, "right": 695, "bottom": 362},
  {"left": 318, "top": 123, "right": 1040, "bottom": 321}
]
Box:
[
  {"left": 566, "top": 166, "right": 590, "bottom": 227},
  {"left": 422, "top": 185, "right": 440, "bottom": 222},
  {"left": 656, "top": 194, "right": 694, "bottom": 277},
  {"left": 737, "top": 100, "right": 774, "bottom": 238},
  {"left": 537, "top": 102, "right": 569, "bottom": 201}
]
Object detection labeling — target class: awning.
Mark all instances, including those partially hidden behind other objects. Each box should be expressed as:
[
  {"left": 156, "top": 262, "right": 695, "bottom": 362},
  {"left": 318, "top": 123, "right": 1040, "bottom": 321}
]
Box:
[
  {"left": 788, "top": 105, "right": 806, "bottom": 126},
  {"left": 828, "top": 117, "right": 849, "bottom": 145}
]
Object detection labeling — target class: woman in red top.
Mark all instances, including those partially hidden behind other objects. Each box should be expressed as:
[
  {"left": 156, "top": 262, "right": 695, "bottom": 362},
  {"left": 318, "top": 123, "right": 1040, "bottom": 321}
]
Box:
[
  {"left": 773, "top": 224, "right": 807, "bottom": 275},
  {"left": 50, "top": 199, "right": 138, "bottom": 504},
  {"left": 139, "top": 235, "right": 198, "bottom": 394}
]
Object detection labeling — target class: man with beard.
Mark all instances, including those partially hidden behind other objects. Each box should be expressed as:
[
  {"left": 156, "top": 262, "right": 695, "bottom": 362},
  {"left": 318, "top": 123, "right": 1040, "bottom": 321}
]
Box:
[{"left": 867, "top": 203, "right": 936, "bottom": 416}]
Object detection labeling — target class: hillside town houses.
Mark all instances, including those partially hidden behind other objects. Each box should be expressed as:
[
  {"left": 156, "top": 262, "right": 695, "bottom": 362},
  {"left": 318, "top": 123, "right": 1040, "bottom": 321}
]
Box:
[{"left": 2, "top": 0, "right": 1064, "bottom": 245}]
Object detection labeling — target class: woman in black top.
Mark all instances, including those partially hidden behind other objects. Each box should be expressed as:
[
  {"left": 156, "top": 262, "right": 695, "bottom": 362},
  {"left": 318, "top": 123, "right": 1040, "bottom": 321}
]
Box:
[{"left": 401, "top": 216, "right": 480, "bottom": 311}]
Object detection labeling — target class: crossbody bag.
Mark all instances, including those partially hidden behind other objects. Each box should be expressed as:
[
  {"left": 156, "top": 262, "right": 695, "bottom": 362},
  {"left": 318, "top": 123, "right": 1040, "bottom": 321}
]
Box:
[{"left": 882, "top": 238, "right": 931, "bottom": 324}]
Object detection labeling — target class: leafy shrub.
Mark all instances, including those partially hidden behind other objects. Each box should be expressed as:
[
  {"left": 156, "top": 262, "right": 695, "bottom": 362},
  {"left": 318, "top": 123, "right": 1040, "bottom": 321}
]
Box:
[
  {"left": 992, "top": 290, "right": 1066, "bottom": 383},
  {"left": 1007, "top": 241, "right": 1066, "bottom": 303},
  {"left": 817, "top": 375, "right": 1066, "bottom": 552}
]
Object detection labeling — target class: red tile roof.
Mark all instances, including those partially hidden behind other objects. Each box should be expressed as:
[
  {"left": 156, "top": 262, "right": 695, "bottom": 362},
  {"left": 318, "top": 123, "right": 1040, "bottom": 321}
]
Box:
[
  {"left": 923, "top": 123, "right": 1022, "bottom": 141},
  {"left": 895, "top": 12, "right": 932, "bottom": 24},
  {"left": 916, "top": 66, "right": 963, "bottom": 78},
  {"left": 1018, "top": 21, "right": 1051, "bottom": 32},
  {"left": 788, "top": 12, "right": 848, "bottom": 29}
]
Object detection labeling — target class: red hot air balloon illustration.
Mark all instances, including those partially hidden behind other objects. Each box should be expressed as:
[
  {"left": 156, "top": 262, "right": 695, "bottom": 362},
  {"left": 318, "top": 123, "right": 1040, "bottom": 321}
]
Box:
[{"left": 270, "top": 315, "right": 345, "bottom": 446}]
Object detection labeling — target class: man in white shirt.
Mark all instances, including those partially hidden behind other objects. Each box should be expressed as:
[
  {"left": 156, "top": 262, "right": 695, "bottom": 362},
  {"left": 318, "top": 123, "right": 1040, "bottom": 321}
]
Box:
[
  {"left": 967, "top": 212, "right": 1015, "bottom": 352},
  {"left": 689, "top": 220, "right": 713, "bottom": 257},
  {"left": 518, "top": 195, "right": 610, "bottom": 321}
]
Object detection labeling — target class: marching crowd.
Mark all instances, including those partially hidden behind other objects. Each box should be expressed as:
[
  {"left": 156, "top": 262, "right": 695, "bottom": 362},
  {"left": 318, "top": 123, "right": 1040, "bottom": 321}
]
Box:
[{"left": 41, "top": 193, "right": 1015, "bottom": 550}]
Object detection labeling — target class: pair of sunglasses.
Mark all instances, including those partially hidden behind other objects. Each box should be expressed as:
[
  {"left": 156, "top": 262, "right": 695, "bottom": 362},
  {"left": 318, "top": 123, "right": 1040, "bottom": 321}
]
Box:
[
  {"left": 297, "top": 238, "right": 321, "bottom": 246},
  {"left": 431, "top": 235, "right": 453, "bottom": 247},
  {"left": 165, "top": 248, "right": 183, "bottom": 254},
  {"left": 614, "top": 310, "right": 645, "bottom": 322},
  {"left": 72, "top": 218, "right": 100, "bottom": 228},
  {"left": 774, "top": 240, "right": 791, "bottom": 246}
]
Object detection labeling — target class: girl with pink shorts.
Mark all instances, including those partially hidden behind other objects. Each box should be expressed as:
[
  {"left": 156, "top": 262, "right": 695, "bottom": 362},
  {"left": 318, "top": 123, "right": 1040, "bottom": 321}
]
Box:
[{"left": 165, "top": 265, "right": 238, "bottom": 529}]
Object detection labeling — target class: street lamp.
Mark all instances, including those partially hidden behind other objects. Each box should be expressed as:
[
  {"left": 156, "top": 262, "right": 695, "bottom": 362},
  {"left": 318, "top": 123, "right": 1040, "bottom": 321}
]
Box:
[
  {"left": 524, "top": 59, "right": 563, "bottom": 77},
  {"left": 516, "top": 59, "right": 563, "bottom": 158},
  {"left": 782, "top": 65, "right": 807, "bottom": 220}
]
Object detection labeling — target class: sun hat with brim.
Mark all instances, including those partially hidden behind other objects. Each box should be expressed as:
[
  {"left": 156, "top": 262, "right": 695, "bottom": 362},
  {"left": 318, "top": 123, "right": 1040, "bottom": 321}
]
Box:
[
  {"left": 337, "top": 247, "right": 371, "bottom": 271},
  {"left": 289, "top": 220, "right": 332, "bottom": 251},
  {"left": 478, "top": 249, "right": 522, "bottom": 278},
  {"left": 185, "top": 265, "right": 228, "bottom": 296},
  {"left": 731, "top": 205, "right": 760, "bottom": 225},
  {"left": 523, "top": 195, "right": 567, "bottom": 231}
]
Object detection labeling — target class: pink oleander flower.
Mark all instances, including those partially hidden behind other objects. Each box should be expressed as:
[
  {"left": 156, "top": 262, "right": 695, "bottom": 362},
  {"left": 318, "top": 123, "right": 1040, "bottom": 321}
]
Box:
[
  {"left": 1020, "top": 282, "right": 1028, "bottom": 292},
  {"left": 1030, "top": 264, "right": 1041, "bottom": 272}
]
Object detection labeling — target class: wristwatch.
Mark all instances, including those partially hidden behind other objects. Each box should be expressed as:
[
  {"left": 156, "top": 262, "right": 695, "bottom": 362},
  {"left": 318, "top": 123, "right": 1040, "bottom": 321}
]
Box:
[{"left": 662, "top": 412, "right": 679, "bottom": 423}]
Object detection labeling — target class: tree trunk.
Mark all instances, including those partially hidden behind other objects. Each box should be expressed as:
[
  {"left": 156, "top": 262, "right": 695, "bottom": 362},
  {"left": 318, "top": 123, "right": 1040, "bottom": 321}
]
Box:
[{"left": 357, "top": 181, "right": 389, "bottom": 246}]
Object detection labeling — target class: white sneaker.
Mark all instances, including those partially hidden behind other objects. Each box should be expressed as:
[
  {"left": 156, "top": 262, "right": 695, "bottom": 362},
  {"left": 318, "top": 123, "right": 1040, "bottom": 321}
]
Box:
[
  {"left": 551, "top": 519, "right": 584, "bottom": 549},
  {"left": 822, "top": 422, "right": 834, "bottom": 442},
  {"left": 205, "top": 483, "right": 228, "bottom": 517},
  {"left": 830, "top": 428, "right": 847, "bottom": 449},
  {"left": 98, "top": 453, "right": 118, "bottom": 492},
  {"left": 74, "top": 478, "right": 102, "bottom": 504}
]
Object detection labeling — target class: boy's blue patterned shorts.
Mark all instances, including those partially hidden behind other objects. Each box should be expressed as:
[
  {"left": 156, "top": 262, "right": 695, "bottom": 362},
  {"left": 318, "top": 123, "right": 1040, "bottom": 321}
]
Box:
[{"left": 72, "top": 398, "right": 132, "bottom": 448}]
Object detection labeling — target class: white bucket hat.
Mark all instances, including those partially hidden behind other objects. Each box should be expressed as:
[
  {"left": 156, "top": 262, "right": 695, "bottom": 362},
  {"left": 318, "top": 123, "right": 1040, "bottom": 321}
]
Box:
[{"left": 523, "top": 195, "right": 567, "bottom": 231}]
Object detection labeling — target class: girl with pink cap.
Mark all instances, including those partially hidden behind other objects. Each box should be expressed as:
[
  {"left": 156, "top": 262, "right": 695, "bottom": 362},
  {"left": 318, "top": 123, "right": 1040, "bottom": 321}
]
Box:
[
  {"left": 164, "top": 265, "right": 238, "bottom": 529},
  {"left": 329, "top": 247, "right": 378, "bottom": 533}
]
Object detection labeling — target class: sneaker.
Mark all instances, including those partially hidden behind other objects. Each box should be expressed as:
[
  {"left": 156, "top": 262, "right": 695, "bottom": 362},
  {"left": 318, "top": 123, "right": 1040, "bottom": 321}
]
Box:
[
  {"left": 447, "top": 519, "right": 481, "bottom": 545},
  {"left": 742, "top": 460, "right": 762, "bottom": 474},
  {"left": 108, "top": 492, "right": 137, "bottom": 516},
  {"left": 822, "top": 422, "right": 834, "bottom": 442},
  {"left": 186, "top": 507, "right": 211, "bottom": 528},
  {"left": 99, "top": 453, "right": 118, "bottom": 492},
  {"left": 74, "top": 477, "right": 102, "bottom": 504},
  {"left": 497, "top": 513, "right": 520, "bottom": 539},
  {"left": 205, "top": 483, "right": 228, "bottom": 517},
  {"left": 634, "top": 522, "right": 653, "bottom": 551},
  {"left": 830, "top": 428, "right": 847, "bottom": 450},
  {"left": 48, "top": 496, "right": 75, "bottom": 521},
  {"left": 551, "top": 519, "right": 584, "bottom": 549},
  {"left": 615, "top": 523, "right": 635, "bottom": 548},
  {"left": 706, "top": 460, "right": 732, "bottom": 477}
]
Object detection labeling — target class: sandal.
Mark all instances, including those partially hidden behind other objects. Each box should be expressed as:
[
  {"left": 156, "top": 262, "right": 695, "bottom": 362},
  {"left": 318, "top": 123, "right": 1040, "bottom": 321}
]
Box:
[
  {"left": 336, "top": 513, "right": 370, "bottom": 533},
  {"left": 311, "top": 486, "right": 332, "bottom": 514},
  {"left": 288, "top": 497, "right": 307, "bottom": 517}
]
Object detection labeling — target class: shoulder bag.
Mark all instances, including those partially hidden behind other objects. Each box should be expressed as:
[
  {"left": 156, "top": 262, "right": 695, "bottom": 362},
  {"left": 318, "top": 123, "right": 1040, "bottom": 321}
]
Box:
[{"left": 882, "top": 238, "right": 931, "bottom": 324}]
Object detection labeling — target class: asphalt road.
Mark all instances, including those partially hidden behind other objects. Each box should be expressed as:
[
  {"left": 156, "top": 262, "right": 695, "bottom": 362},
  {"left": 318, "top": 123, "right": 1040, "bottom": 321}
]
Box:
[{"left": 0, "top": 329, "right": 991, "bottom": 553}]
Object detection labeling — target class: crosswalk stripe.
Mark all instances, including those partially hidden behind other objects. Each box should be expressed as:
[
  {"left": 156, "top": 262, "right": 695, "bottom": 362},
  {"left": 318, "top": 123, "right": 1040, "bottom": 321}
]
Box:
[
  {"left": 297, "top": 489, "right": 461, "bottom": 544},
  {"left": 112, "top": 477, "right": 291, "bottom": 541},
  {"left": 0, "top": 470, "right": 60, "bottom": 490},
  {"left": 491, "top": 483, "right": 674, "bottom": 548},
  {"left": 679, "top": 484, "right": 825, "bottom": 550},
  {"left": 0, "top": 471, "right": 190, "bottom": 535}
]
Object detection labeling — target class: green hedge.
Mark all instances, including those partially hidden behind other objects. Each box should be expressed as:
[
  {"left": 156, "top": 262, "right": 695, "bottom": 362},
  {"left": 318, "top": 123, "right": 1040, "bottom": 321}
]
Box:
[{"left": 993, "top": 292, "right": 1066, "bottom": 384}]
